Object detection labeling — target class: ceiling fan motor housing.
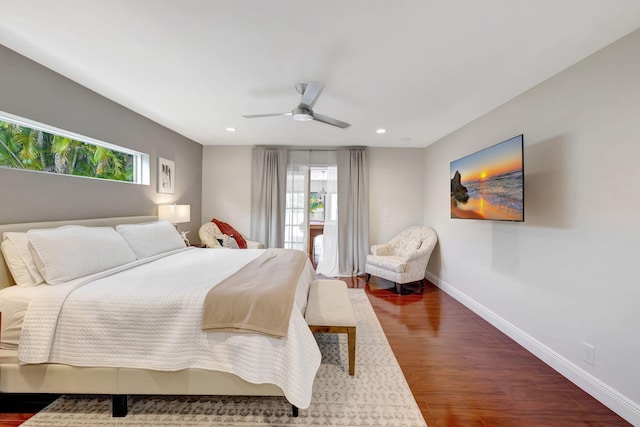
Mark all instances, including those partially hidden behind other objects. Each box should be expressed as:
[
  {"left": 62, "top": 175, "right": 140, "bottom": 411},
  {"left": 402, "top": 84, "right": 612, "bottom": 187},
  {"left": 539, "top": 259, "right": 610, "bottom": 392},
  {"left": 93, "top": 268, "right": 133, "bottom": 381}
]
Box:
[{"left": 292, "top": 107, "right": 313, "bottom": 121}]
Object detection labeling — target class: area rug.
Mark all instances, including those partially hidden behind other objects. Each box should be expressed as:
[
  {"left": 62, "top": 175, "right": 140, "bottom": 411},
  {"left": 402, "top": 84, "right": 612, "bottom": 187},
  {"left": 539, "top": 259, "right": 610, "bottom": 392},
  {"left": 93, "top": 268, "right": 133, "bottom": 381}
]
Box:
[{"left": 23, "top": 289, "right": 427, "bottom": 426}]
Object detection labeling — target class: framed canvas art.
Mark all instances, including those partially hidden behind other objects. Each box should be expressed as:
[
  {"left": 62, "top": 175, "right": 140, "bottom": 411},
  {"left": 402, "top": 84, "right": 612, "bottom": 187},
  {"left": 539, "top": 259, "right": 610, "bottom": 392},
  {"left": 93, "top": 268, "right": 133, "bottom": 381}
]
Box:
[
  {"left": 158, "top": 157, "right": 175, "bottom": 194},
  {"left": 450, "top": 135, "right": 524, "bottom": 221}
]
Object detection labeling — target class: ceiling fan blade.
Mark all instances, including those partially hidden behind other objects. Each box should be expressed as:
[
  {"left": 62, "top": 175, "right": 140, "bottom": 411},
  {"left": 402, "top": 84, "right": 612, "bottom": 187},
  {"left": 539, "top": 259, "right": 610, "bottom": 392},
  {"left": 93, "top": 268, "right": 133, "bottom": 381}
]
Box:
[
  {"left": 312, "top": 112, "right": 351, "bottom": 129},
  {"left": 243, "top": 112, "right": 292, "bottom": 119},
  {"left": 299, "top": 82, "right": 324, "bottom": 109}
]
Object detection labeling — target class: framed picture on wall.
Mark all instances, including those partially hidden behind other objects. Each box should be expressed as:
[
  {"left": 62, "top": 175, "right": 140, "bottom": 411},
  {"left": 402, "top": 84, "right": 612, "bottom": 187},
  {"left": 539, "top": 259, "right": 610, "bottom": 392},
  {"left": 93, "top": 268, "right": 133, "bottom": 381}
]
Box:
[{"left": 158, "top": 157, "right": 175, "bottom": 194}]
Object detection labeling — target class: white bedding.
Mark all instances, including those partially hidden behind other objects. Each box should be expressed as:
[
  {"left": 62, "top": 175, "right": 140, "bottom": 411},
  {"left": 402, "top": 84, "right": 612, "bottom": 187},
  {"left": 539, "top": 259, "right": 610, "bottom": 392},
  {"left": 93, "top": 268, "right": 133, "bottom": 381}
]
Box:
[
  {"left": 0, "top": 285, "right": 43, "bottom": 349},
  {"left": 16, "top": 247, "right": 321, "bottom": 408}
]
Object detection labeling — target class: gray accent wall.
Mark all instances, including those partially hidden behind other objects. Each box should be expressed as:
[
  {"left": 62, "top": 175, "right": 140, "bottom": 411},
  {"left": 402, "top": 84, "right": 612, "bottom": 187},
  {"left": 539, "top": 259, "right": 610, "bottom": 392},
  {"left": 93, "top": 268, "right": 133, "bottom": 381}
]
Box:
[
  {"left": 423, "top": 29, "right": 640, "bottom": 424},
  {"left": 0, "top": 45, "right": 202, "bottom": 239}
]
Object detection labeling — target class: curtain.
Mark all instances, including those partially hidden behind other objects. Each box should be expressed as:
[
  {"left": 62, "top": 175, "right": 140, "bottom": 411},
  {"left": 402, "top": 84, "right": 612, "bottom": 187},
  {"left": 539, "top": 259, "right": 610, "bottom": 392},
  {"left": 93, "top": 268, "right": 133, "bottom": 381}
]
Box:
[
  {"left": 315, "top": 164, "right": 339, "bottom": 276},
  {"left": 337, "top": 147, "right": 369, "bottom": 276},
  {"left": 250, "top": 147, "right": 288, "bottom": 248},
  {"left": 284, "top": 151, "right": 310, "bottom": 251}
]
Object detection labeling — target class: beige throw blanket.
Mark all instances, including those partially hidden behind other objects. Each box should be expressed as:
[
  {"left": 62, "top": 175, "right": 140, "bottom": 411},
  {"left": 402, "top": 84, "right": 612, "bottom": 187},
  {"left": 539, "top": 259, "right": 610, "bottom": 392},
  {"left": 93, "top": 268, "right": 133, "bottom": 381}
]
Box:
[{"left": 202, "top": 248, "right": 308, "bottom": 338}]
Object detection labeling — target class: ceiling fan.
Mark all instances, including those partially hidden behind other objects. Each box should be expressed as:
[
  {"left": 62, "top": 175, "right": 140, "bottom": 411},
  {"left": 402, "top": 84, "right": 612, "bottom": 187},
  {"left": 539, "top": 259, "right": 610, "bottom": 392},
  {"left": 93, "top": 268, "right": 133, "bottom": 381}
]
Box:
[{"left": 243, "top": 82, "right": 351, "bottom": 129}]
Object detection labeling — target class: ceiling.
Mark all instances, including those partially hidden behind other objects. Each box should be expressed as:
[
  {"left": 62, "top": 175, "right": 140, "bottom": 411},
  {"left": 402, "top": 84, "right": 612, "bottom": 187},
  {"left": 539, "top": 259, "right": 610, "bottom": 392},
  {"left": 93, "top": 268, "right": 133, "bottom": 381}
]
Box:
[{"left": 1, "top": 1, "right": 640, "bottom": 148}]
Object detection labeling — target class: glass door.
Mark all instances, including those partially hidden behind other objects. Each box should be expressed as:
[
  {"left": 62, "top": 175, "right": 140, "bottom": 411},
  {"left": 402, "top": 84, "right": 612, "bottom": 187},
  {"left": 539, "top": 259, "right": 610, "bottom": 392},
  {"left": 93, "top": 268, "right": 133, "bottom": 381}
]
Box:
[
  {"left": 308, "top": 168, "right": 327, "bottom": 268},
  {"left": 284, "top": 162, "right": 308, "bottom": 252},
  {"left": 284, "top": 150, "right": 338, "bottom": 273}
]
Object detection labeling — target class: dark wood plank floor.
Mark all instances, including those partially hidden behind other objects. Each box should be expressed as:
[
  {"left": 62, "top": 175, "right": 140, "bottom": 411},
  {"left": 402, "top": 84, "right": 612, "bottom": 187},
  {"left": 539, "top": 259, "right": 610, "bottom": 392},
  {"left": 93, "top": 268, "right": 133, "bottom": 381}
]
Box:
[
  {"left": 344, "top": 275, "right": 631, "bottom": 427},
  {"left": 0, "top": 394, "right": 57, "bottom": 426},
  {"left": 1, "top": 276, "right": 631, "bottom": 427}
]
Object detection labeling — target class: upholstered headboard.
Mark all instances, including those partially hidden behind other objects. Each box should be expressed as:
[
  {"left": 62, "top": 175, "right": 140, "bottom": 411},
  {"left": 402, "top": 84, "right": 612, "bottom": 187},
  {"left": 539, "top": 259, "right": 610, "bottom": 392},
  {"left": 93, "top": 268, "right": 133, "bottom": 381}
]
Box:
[{"left": 0, "top": 216, "right": 158, "bottom": 290}]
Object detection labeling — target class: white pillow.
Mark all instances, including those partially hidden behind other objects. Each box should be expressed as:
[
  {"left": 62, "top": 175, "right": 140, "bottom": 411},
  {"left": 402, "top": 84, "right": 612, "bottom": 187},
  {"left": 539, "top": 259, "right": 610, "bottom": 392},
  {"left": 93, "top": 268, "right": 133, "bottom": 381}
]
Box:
[
  {"left": 1, "top": 232, "right": 45, "bottom": 287},
  {"left": 27, "top": 226, "right": 137, "bottom": 285},
  {"left": 116, "top": 220, "right": 185, "bottom": 259}
]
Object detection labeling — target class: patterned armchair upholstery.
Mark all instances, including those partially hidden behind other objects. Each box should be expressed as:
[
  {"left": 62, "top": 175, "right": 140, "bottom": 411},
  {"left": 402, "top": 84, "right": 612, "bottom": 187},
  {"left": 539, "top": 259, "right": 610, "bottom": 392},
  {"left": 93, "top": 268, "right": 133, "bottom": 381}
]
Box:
[{"left": 365, "top": 226, "right": 437, "bottom": 294}]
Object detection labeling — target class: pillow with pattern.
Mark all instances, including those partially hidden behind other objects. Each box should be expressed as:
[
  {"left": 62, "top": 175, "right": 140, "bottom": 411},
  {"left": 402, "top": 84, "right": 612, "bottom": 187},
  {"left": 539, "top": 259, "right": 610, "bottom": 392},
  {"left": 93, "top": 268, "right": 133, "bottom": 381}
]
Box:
[
  {"left": 211, "top": 218, "right": 247, "bottom": 249},
  {"left": 221, "top": 234, "right": 239, "bottom": 249}
]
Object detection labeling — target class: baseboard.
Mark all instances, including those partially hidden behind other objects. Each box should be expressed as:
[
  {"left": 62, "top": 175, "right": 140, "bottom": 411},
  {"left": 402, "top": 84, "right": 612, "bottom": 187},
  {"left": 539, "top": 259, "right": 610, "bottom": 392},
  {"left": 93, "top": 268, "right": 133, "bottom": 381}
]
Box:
[{"left": 424, "top": 271, "right": 640, "bottom": 426}]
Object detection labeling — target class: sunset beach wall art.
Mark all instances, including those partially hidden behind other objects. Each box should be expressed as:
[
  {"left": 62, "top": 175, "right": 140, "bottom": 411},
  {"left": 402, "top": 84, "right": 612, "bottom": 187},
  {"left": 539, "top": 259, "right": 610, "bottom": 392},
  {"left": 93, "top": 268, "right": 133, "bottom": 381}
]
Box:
[{"left": 450, "top": 134, "right": 524, "bottom": 221}]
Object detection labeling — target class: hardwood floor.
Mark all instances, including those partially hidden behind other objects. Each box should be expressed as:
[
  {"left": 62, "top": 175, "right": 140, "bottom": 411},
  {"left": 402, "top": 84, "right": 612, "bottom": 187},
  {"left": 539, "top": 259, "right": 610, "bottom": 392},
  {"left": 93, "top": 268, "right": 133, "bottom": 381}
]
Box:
[
  {"left": 344, "top": 275, "right": 631, "bottom": 427},
  {"left": 1, "top": 276, "right": 631, "bottom": 426},
  {"left": 0, "top": 394, "right": 58, "bottom": 426}
]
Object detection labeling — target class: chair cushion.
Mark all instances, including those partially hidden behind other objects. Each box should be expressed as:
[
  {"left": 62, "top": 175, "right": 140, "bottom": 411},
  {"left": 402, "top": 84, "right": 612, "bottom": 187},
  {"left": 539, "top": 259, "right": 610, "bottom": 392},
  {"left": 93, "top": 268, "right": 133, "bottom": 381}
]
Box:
[
  {"left": 365, "top": 255, "right": 407, "bottom": 273},
  {"left": 393, "top": 236, "right": 422, "bottom": 257},
  {"left": 246, "top": 240, "right": 264, "bottom": 249}
]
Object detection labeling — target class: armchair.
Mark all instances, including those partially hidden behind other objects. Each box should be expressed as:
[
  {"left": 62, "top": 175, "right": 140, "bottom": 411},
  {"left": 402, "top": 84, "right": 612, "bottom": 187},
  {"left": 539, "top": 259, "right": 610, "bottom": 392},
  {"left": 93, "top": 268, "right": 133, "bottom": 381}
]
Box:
[{"left": 365, "top": 226, "right": 437, "bottom": 294}]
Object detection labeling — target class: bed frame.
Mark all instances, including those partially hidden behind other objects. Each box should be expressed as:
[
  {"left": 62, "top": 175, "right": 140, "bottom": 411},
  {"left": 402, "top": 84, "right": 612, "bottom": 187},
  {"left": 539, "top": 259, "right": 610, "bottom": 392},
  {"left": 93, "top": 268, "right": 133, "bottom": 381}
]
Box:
[{"left": 0, "top": 216, "right": 295, "bottom": 417}]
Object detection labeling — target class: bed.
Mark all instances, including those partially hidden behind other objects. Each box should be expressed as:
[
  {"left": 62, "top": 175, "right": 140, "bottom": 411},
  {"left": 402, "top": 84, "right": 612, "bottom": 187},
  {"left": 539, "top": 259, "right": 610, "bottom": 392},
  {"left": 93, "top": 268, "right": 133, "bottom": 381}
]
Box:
[{"left": 0, "top": 216, "right": 320, "bottom": 417}]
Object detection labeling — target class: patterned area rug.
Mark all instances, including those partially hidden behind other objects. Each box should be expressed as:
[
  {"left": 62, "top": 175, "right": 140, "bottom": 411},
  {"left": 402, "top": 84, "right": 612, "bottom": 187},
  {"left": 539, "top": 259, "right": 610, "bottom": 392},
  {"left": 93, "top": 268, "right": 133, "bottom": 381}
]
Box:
[{"left": 23, "top": 289, "right": 427, "bottom": 426}]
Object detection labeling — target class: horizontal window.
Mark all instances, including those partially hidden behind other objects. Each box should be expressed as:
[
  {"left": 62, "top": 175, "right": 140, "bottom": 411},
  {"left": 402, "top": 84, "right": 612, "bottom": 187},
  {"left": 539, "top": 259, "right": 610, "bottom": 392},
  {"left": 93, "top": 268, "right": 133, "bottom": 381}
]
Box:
[{"left": 0, "top": 111, "right": 149, "bottom": 185}]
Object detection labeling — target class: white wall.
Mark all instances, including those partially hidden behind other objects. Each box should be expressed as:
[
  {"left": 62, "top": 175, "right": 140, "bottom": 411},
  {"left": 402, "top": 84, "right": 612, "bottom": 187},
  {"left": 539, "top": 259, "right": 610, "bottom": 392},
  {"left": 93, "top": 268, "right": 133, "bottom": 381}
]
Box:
[
  {"left": 201, "top": 146, "right": 253, "bottom": 237},
  {"left": 423, "top": 29, "right": 640, "bottom": 424},
  {"left": 368, "top": 148, "right": 425, "bottom": 245},
  {"left": 201, "top": 146, "right": 425, "bottom": 247}
]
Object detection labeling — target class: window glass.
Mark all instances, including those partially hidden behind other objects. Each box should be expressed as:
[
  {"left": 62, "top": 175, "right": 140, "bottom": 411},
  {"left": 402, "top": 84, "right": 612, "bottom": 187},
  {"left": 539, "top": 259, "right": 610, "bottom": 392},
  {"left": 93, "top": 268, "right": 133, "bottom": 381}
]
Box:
[{"left": 0, "top": 112, "right": 149, "bottom": 184}]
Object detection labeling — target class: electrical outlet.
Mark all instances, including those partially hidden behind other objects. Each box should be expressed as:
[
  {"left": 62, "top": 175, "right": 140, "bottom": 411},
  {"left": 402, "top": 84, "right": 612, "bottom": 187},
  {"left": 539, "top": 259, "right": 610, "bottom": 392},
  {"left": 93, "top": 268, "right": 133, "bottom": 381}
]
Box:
[{"left": 583, "top": 342, "right": 595, "bottom": 365}]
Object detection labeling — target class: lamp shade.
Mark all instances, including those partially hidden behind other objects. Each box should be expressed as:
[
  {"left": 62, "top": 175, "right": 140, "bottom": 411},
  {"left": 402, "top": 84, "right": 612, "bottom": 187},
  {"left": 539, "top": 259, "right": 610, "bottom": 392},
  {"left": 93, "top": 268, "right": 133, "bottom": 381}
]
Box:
[{"left": 158, "top": 204, "right": 191, "bottom": 224}]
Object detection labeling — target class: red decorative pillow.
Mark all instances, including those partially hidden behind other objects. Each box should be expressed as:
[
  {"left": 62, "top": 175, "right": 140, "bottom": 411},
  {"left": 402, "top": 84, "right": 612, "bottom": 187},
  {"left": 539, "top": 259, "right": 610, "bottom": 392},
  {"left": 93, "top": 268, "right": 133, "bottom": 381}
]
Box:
[{"left": 211, "top": 218, "right": 247, "bottom": 249}]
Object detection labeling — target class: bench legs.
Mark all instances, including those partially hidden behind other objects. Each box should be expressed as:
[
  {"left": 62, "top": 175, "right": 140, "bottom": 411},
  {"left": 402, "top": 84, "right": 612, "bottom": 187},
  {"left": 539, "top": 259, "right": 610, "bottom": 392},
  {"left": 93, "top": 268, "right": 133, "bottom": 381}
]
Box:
[
  {"left": 347, "top": 326, "right": 356, "bottom": 376},
  {"left": 306, "top": 280, "right": 357, "bottom": 376},
  {"left": 310, "top": 325, "right": 356, "bottom": 376}
]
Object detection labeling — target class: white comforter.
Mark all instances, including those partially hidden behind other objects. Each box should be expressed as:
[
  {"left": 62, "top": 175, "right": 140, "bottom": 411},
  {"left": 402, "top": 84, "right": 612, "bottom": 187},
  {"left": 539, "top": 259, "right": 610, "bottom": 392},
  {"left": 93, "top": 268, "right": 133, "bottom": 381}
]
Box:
[{"left": 18, "top": 247, "right": 321, "bottom": 408}]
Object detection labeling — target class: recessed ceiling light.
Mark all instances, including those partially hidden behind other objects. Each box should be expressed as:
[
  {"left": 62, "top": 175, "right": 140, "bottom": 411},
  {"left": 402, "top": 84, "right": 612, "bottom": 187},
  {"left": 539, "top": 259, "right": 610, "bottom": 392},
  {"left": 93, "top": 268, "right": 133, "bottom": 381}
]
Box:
[
  {"left": 376, "top": 128, "right": 386, "bottom": 134},
  {"left": 226, "top": 127, "right": 236, "bottom": 132}
]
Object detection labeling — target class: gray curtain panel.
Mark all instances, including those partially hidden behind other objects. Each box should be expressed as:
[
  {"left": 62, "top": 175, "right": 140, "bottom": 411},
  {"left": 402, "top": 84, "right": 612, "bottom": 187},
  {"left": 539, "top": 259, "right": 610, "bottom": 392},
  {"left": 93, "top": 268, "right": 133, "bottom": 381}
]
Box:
[
  {"left": 337, "top": 147, "right": 369, "bottom": 276},
  {"left": 250, "top": 147, "right": 288, "bottom": 248}
]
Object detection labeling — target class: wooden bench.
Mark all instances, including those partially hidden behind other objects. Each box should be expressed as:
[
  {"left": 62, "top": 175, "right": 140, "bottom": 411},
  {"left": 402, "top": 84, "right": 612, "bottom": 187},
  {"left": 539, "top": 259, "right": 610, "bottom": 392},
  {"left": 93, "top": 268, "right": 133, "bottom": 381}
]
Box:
[{"left": 305, "top": 279, "right": 356, "bottom": 375}]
